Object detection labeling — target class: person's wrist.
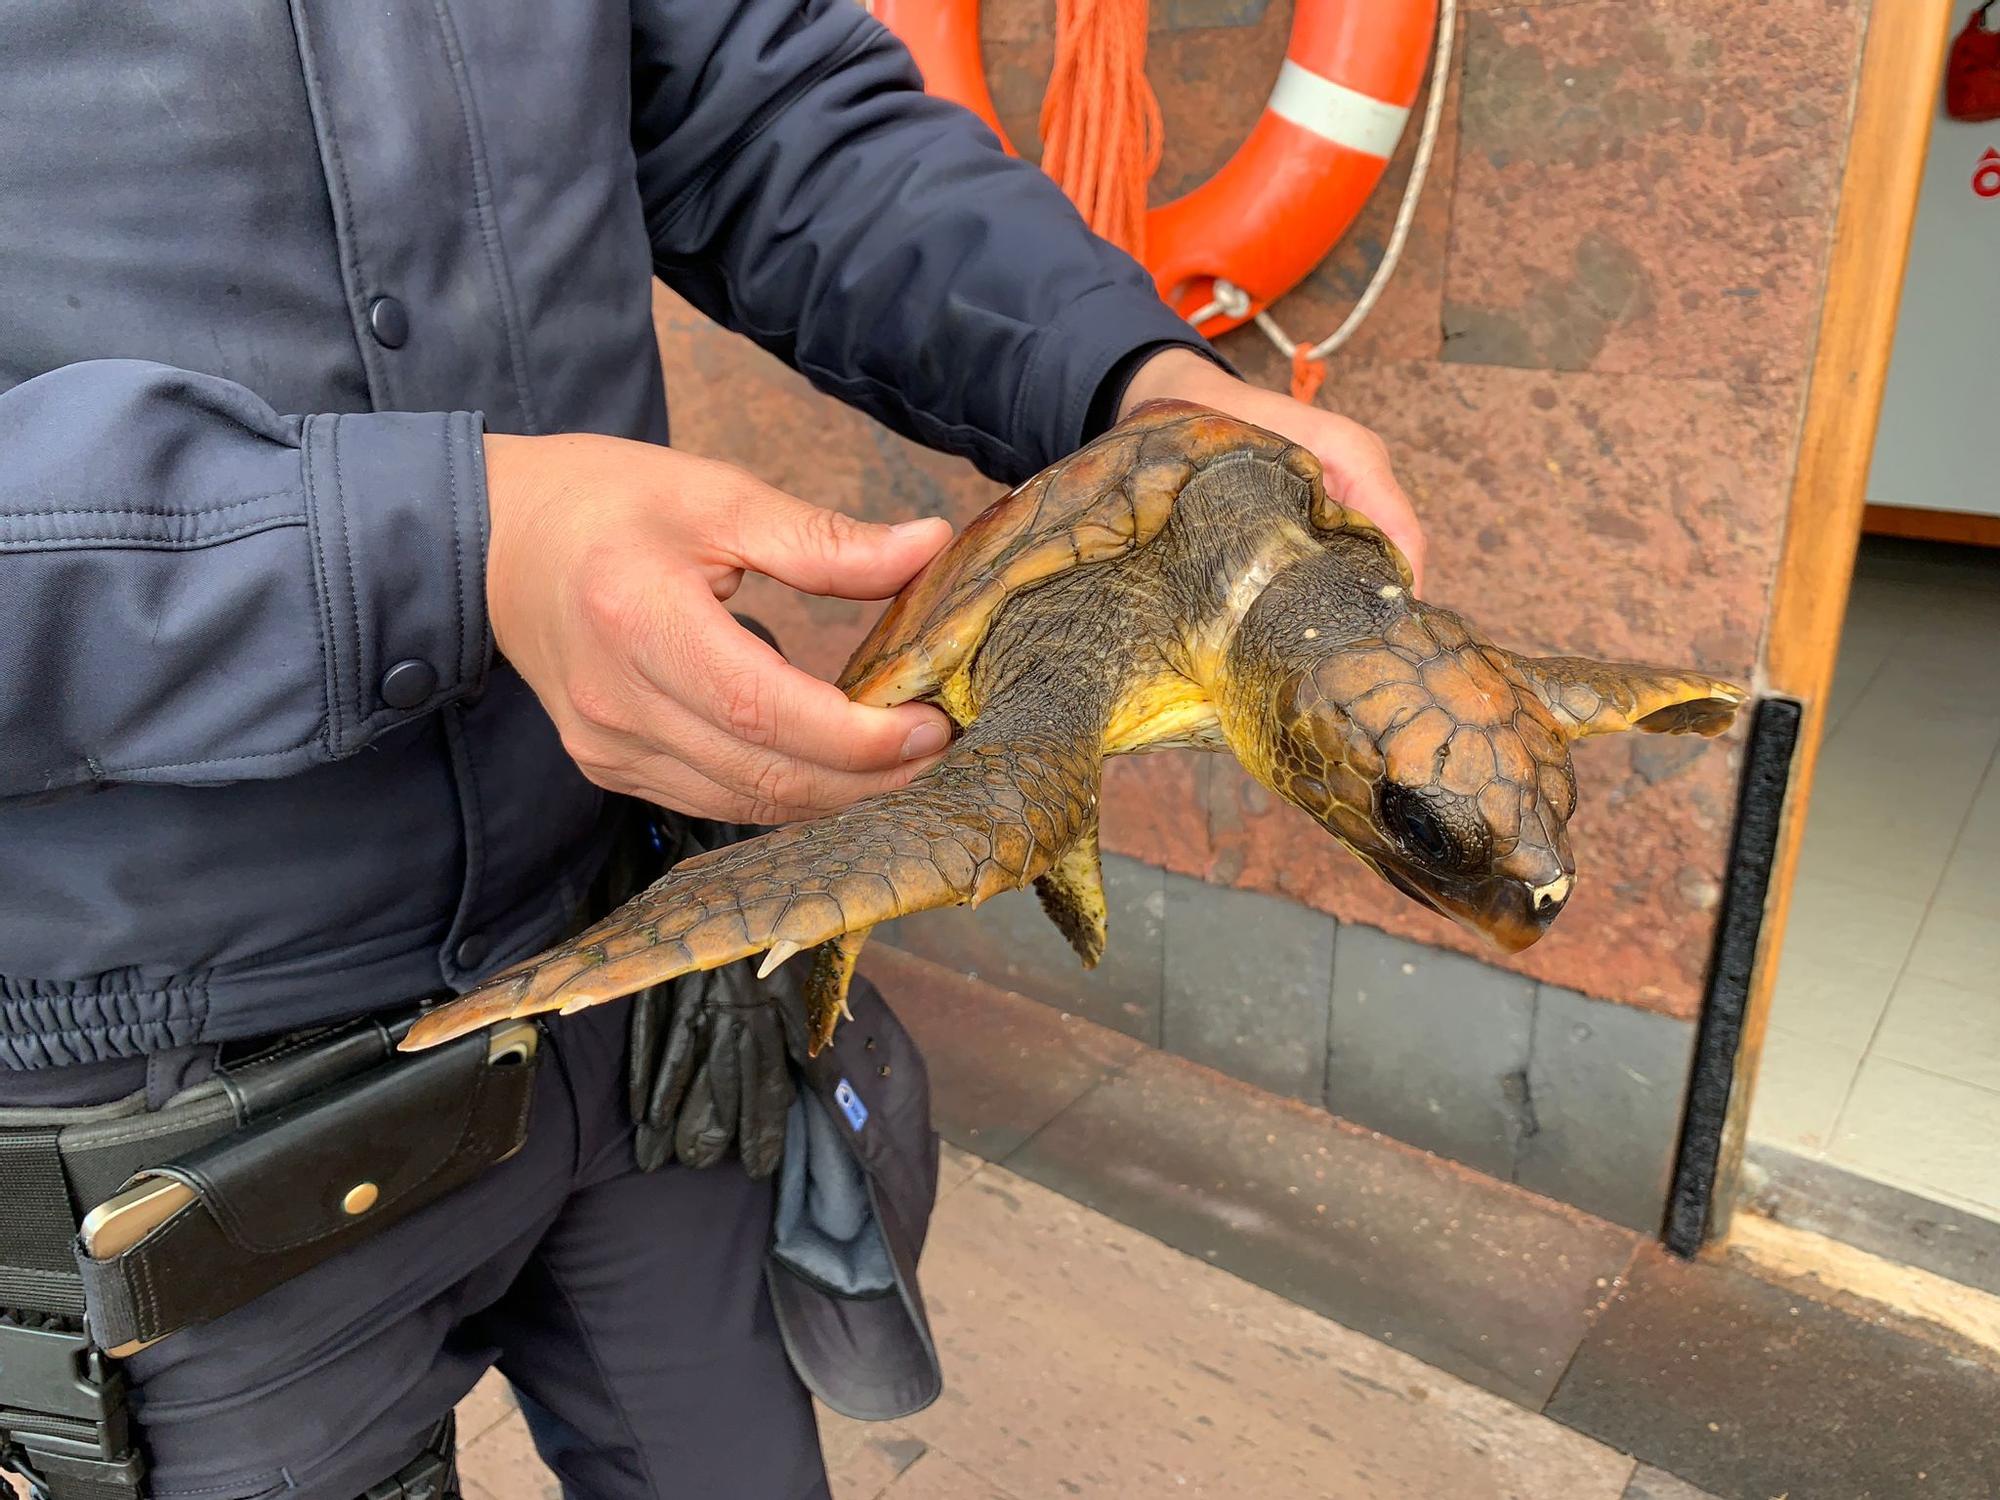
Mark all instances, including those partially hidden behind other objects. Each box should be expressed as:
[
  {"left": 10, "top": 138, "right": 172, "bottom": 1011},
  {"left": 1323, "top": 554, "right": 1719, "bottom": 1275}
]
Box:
[
  {"left": 479, "top": 432, "right": 564, "bottom": 660},
  {"left": 480, "top": 432, "right": 539, "bottom": 520},
  {"left": 1117, "top": 346, "right": 1241, "bottom": 420}
]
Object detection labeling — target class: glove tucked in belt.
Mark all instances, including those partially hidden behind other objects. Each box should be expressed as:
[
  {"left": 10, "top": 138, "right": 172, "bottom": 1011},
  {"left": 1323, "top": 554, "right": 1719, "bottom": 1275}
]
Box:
[{"left": 626, "top": 814, "right": 809, "bottom": 1178}]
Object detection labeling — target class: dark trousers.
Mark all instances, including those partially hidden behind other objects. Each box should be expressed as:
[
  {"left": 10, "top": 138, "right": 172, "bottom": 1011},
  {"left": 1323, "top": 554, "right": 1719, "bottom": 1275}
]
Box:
[{"left": 119, "top": 997, "right": 830, "bottom": 1500}]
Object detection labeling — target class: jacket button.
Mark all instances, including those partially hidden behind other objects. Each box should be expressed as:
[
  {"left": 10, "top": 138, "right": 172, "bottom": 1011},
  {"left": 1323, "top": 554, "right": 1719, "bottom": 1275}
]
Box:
[
  {"left": 368, "top": 296, "right": 409, "bottom": 349},
  {"left": 379, "top": 658, "right": 437, "bottom": 709},
  {"left": 454, "top": 934, "right": 491, "bottom": 969}
]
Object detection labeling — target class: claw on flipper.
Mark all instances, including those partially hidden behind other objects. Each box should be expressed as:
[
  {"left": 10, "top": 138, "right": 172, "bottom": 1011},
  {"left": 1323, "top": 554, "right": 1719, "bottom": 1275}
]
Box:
[{"left": 757, "top": 940, "right": 803, "bottom": 980}]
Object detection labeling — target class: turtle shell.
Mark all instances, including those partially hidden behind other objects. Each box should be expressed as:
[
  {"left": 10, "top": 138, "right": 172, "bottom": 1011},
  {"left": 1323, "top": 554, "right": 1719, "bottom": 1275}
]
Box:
[{"left": 839, "top": 400, "right": 1408, "bottom": 707}]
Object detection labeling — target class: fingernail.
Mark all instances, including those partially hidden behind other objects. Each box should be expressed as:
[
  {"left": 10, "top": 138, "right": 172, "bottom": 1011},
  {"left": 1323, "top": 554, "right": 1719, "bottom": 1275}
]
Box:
[
  {"left": 901, "top": 720, "right": 949, "bottom": 760},
  {"left": 891, "top": 517, "right": 947, "bottom": 538}
]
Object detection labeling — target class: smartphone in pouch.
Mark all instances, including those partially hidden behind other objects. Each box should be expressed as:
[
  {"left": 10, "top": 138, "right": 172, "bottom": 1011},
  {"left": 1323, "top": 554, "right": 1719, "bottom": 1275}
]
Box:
[{"left": 77, "top": 1020, "right": 541, "bottom": 1357}]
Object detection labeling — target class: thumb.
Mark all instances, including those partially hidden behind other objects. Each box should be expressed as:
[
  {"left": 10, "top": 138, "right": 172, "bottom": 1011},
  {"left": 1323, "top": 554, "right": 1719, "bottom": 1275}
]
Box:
[
  {"left": 1329, "top": 461, "right": 1426, "bottom": 595},
  {"left": 724, "top": 483, "right": 952, "bottom": 600}
]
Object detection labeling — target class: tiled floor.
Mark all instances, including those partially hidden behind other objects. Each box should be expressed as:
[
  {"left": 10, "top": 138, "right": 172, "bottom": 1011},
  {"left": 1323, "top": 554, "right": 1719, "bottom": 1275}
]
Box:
[{"left": 1750, "top": 537, "right": 2000, "bottom": 1222}]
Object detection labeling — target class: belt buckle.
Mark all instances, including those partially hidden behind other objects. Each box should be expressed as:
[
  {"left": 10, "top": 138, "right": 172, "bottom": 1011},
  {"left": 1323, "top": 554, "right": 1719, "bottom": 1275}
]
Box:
[{"left": 0, "top": 1322, "right": 144, "bottom": 1495}]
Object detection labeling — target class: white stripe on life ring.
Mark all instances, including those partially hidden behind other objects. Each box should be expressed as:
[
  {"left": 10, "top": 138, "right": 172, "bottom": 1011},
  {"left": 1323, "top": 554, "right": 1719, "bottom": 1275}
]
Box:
[{"left": 1266, "top": 58, "right": 1412, "bottom": 159}]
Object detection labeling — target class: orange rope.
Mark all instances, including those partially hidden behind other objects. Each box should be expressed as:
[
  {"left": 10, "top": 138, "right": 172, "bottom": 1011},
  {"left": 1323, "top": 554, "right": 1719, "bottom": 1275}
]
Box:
[
  {"left": 1038, "top": 0, "right": 1162, "bottom": 259},
  {"left": 1290, "top": 345, "right": 1327, "bottom": 405}
]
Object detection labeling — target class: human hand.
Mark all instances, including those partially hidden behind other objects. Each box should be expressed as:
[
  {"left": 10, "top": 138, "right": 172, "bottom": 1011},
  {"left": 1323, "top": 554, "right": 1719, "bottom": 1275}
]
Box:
[
  {"left": 483, "top": 432, "right": 955, "bottom": 822},
  {"left": 1119, "top": 348, "right": 1427, "bottom": 590}
]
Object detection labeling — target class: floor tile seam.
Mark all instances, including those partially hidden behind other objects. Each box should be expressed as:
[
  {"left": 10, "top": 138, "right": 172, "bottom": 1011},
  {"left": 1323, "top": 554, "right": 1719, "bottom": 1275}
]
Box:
[
  {"left": 1929, "top": 880, "right": 2000, "bottom": 919},
  {"left": 1841, "top": 731, "right": 2000, "bottom": 1109},
  {"left": 968, "top": 1043, "right": 1681, "bottom": 1462},
  {"left": 1975, "top": 741, "right": 2000, "bottom": 804},
  {"left": 455, "top": 1398, "right": 519, "bottom": 1447},
  {"left": 1819, "top": 677, "right": 2000, "bottom": 713},
  {"left": 1799, "top": 805, "right": 1984, "bottom": 844},
  {"left": 938, "top": 1154, "right": 992, "bottom": 1203},
  {"left": 1836, "top": 1049, "right": 2000, "bottom": 1100},
  {"left": 988, "top": 1040, "right": 1149, "bottom": 1176},
  {"left": 1823, "top": 821, "right": 1970, "bottom": 1142},
  {"left": 1819, "top": 649, "right": 1896, "bottom": 742},
  {"left": 849, "top": 1449, "right": 903, "bottom": 1500},
  {"left": 1540, "top": 1236, "right": 1646, "bottom": 1419},
  {"left": 1760, "top": 1014, "right": 1870, "bottom": 1053},
  {"left": 1865, "top": 1022, "right": 2000, "bottom": 1093},
  {"left": 1745, "top": 1129, "right": 1830, "bottom": 1163},
  {"left": 1745, "top": 1019, "right": 1852, "bottom": 1153},
  {"left": 1825, "top": 1037, "right": 1885, "bottom": 1154},
  {"left": 1788, "top": 865, "right": 1934, "bottom": 914},
  {"left": 895, "top": 1445, "right": 1025, "bottom": 1500}
]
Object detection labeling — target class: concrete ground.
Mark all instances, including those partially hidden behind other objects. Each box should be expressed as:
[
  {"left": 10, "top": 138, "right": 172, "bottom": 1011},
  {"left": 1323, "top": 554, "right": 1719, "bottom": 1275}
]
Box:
[{"left": 454, "top": 1143, "right": 1659, "bottom": 1500}]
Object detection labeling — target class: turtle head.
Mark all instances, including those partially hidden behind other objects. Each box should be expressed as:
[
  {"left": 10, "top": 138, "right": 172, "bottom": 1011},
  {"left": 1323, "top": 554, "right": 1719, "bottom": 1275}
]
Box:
[{"left": 1225, "top": 568, "right": 1745, "bottom": 952}]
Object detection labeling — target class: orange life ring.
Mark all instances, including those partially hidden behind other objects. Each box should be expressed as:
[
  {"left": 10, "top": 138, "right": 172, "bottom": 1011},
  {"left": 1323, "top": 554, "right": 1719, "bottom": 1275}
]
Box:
[{"left": 870, "top": 0, "right": 1438, "bottom": 336}]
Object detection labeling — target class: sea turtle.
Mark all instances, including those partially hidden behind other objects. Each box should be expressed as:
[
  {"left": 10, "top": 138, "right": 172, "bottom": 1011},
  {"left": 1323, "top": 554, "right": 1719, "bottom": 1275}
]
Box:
[{"left": 403, "top": 401, "right": 1744, "bottom": 1056}]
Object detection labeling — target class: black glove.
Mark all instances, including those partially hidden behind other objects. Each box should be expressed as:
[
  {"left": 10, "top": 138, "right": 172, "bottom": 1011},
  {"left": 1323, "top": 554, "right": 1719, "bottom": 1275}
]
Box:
[{"left": 627, "top": 832, "right": 809, "bottom": 1177}]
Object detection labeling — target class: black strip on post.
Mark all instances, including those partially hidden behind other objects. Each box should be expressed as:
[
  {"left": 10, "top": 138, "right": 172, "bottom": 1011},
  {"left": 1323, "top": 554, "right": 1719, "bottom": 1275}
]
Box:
[{"left": 1663, "top": 695, "right": 1803, "bottom": 1258}]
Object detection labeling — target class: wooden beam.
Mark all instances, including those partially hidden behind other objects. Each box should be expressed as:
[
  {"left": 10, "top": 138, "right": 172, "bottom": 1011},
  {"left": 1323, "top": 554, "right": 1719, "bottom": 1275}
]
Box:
[
  {"left": 1711, "top": 4, "right": 1953, "bottom": 1241},
  {"left": 1863, "top": 503, "right": 2000, "bottom": 548}
]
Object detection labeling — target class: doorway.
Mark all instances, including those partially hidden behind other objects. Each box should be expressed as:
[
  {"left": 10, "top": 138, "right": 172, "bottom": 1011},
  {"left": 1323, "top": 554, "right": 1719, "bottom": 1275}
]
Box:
[
  {"left": 1726, "top": 1, "right": 2000, "bottom": 1288},
  {"left": 1746, "top": 535, "right": 2000, "bottom": 1285}
]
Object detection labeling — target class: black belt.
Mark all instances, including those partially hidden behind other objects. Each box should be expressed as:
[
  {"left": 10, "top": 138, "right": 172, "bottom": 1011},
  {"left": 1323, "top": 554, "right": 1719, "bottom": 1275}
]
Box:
[{"left": 1, "top": 1019, "right": 387, "bottom": 1320}]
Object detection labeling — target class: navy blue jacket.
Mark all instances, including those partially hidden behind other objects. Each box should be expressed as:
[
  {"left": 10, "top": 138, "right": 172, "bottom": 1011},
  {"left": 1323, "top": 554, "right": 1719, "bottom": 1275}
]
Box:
[{"left": 0, "top": 0, "right": 1207, "bottom": 1068}]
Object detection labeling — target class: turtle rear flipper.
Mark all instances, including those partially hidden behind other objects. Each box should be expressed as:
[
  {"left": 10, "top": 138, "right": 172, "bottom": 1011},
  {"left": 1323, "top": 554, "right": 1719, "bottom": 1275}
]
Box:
[
  {"left": 399, "top": 718, "right": 1103, "bottom": 1055},
  {"left": 1033, "top": 816, "right": 1107, "bottom": 967}
]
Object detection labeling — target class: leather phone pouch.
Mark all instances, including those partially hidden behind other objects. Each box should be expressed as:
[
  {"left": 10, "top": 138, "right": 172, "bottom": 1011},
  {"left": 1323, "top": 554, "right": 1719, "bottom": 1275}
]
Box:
[{"left": 75, "top": 1023, "right": 539, "bottom": 1351}]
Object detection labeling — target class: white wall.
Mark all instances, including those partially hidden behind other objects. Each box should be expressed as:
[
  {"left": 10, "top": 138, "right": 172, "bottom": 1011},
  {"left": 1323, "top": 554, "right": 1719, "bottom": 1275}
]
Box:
[{"left": 1867, "top": 12, "right": 2000, "bottom": 519}]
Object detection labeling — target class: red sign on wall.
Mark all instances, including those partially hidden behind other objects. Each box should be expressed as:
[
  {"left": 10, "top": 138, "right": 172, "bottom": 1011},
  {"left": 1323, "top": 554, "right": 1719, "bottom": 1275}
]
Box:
[
  {"left": 1950, "top": 3, "right": 2000, "bottom": 120},
  {"left": 1976, "top": 147, "right": 2000, "bottom": 198}
]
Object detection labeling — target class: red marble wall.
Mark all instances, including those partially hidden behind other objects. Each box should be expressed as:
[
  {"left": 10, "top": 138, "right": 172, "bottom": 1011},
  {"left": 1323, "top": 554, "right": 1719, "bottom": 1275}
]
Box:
[{"left": 656, "top": 0, "right": 1867, "bottom": 1019}]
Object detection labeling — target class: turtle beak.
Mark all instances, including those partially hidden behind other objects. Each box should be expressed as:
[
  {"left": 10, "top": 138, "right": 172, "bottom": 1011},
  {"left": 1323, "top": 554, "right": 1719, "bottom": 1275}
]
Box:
[
  {"left": 1475, "top": 870, "right": 1573, "bottom": 953},
  {"left": 1372, "top": 860, "right": 1573, "bottom": 953}
]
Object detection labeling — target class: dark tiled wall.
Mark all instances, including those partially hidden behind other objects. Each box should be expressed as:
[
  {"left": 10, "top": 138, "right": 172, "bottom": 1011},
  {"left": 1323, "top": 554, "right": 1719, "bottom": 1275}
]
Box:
[
  {"left": 657, "top": 0, "right": 1867, "bottom": 1020},
  {"left": 879, "top": 856, "right": 1697, "bottom": 1233}
]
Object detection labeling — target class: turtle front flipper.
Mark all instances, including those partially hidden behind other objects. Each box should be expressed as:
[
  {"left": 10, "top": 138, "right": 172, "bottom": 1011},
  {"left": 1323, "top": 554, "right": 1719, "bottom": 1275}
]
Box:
[
  {"left": 399, "top": 718, "right": 1103, "bottom": 1055},
  {"left": 1503, "top": 655, "right": 1745, "bottom": 739}
]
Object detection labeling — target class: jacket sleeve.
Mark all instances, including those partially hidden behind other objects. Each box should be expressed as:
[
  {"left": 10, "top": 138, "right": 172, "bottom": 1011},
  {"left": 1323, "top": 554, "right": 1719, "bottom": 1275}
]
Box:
[
  {"left": 631, "top": 0, "right": 1217, "bottom": 485},
  {"left": 0, "top": 360, "right": 490, "bottom": 800}
]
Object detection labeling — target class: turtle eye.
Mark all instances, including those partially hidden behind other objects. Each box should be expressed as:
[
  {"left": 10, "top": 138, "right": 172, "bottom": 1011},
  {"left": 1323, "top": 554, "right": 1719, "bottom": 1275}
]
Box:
[{"left": 1383, "top": 788, "right": 1453, "bottom": 865}]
